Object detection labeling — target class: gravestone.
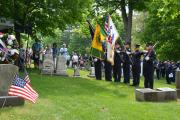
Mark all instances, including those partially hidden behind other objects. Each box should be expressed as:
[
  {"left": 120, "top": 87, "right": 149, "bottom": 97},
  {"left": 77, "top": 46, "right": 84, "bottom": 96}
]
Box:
[
  {"left": 73, "top": 66, "right": 80, "bottom": 77},
  {"left": 135, "top": 88, "right": 158, "bottom": 101},
  {"left": 88, "top": 67, "right": 95, "bottom": 78},
  {"left": 56, "top": 55, "right": 68, "bottom": 76},
  {"left": 156, "top": 88, "right": 177, "bottom": 101},
  {"left": 135, "top": 88, "right": 177, "bottom": 102},
  {"left": 0, "top": 64, "right": 24, "bottom": 107},
  {"left": 41, "top": 54, "right": 54, "bottom": 75},
  {"left": 176, "top": 70, "right": 180, "bottom": 98}
]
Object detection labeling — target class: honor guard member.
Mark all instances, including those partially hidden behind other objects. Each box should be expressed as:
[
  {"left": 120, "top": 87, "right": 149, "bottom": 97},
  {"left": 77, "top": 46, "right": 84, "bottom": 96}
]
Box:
[
  {"left": 94, "top": 58, "right": 102, "bottom": 80},
  {"left": 131, "top": 44, "right": 143, "bottom": 86},
  {"left": 104, "top": 52, "right": 112, "bottom": 81},
  {"left": 122, "top": 42, "right": 132, "bottom": 84},
  {"left": 113, "top": 41, "right": 123, "bottom": 82},
  {"left": 143, "top": 43, "right": 156, "bottom": 89}
]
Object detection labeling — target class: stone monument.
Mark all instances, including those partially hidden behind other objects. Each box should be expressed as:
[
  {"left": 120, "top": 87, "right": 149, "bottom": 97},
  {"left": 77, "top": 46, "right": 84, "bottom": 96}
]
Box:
[
  {"left": 0, "top": 64, "right": 24, "bottom": 107},
  {"left": 135, "top": 88, "right": 177, "bottom": 102},
  {"left": 41, "top": 54, "right": 54, "bottom": 75},
  {"left": 176, "top": 70, "right": 180, "bottom": 98},
  {"left": 56, "top": 55, "right": 68, "bottom": 76},
  {"left": 88, "top": 67, "right": 95, "bottom": 78},
  {"left": 73, "top": 65, "right": 80, "bottom": 77}
]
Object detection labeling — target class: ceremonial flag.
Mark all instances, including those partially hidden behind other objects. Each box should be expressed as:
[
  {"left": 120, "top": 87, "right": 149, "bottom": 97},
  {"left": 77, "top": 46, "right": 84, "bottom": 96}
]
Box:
[
  {"left": 87, "top": 20, "right": 95, "bottom": 40},
  {"left": 90, "top": 24, "right": 107, "bottom": 59},
  {"left": 8, "top": 74, "right": 38, "bottom": 103},
  {"left": 104, "top": 15, "right": 119, "bottom": 65}
]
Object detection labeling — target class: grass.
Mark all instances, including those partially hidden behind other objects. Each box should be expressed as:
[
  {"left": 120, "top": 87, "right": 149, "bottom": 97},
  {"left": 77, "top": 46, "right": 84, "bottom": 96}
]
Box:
[{"left": 0, "top": 69, "right": 180, "bottom": 120}]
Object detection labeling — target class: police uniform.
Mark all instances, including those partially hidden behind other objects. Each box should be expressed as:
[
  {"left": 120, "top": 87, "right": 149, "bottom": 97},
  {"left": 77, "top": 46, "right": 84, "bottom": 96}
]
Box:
[
  {"left": 113, "top": 44, "right": 123, "bottom": 82},
  {"left": 104, "top": 53, "right": 112, "bottom": 81},
  {"left": 131, "top": 44, "right": 143, "bottom": 86},
  {"left": 94, "top": 58, "right": 102, "bottom": 80},
  {"left": 143, "top": 44, "right": 156, "bottom": 89},
  {"left": 123, "top": 46, "right": 131, "bottom": 84}
]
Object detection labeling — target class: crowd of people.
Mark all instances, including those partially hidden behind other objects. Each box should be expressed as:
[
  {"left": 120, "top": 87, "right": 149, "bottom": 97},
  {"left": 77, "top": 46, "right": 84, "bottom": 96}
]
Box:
[
  {"left": 14, "top": 39, "right": 180, "bottom": 89},
  {"left": 93, "top": 41, "right": 180, "bottom": 89}
]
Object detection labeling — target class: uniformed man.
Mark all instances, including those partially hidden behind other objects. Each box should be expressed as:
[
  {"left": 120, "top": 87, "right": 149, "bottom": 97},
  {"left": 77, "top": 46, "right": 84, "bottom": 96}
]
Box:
[
  {"left": 94, "top": 58, "right": 102, "bottom": 80},
  {"left": 143, "top": 43, "right": 156, "bottom": 89},
  {"left": 131, "top": 44, "right": 143, "bottom": 86},
  {"left": 104, "top": 52, "right": 112, "bottom": 81},
  {"left": 113, "top": 41, "right": 123, "bottom": 82},
  {"left": 122, "top": 42, "right": 132, "bottom": 84}
]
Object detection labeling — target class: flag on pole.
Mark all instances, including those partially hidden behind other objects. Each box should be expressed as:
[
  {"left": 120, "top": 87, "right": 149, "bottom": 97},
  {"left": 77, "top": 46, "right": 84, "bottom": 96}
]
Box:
[
  {"left": 87, "top": 20, "right": 95, "bottom": 40},
  {"left": 104, "top": 15, "right": 119, "bottom": 65},
  {"left": 90, "top": 24, "right": 107, "bottom": 59},
  {"left": 8, "top": 74, "right": 38, "bottom": 103}
]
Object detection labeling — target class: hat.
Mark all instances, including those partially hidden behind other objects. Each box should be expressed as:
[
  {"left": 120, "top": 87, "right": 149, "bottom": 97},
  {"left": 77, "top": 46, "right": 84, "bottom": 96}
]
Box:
[{"left": 135, "top": 44, "right": 140, "bottom": 48}]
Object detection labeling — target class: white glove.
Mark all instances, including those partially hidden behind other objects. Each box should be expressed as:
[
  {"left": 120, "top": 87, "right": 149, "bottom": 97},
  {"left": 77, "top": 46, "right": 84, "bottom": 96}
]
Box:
[
  {"left": 126, "top": 51, "right": 131, "bottom": 55},
  {"left": 145, "top": 56, "right": 150, "bottom": 61},
  {"left": 94, "top": 58, "right": 98, "bottom": 62}
]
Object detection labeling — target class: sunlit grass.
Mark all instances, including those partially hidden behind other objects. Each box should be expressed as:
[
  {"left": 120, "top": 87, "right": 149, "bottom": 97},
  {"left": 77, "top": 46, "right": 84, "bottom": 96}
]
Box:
[{"left": 0, "top": 69, "right": 179, "bottom": 120}]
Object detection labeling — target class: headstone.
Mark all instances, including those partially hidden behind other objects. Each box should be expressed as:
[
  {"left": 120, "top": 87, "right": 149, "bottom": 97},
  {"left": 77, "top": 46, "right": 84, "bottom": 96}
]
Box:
[
  {"left": 56, "top": 55, "right": 68, "bottom": 76},
  {"left": 0, "top": 64, "right": 24, "bottom": 107},
  {"left": 41, "top": 54, "right": 54, "bottom": 75},
  {"left": 73, "top": 66, "right": 80, "bottom": 77},
  {"left": 88, "top": 67, "right": 95, "bottom": 78},
  {"left": 135, "top": 88, "right": 158, "bottom": 101},
  {"left": 176, "top": 70, "right": 180, "bottom": 98},
  {"left": 0, "top": 64, "right": 18, "bottom": 96},
  {"left": 157, "top": 88, "right": 177, "bottom": 101},
  {"left": 135, "top": 88, "right": 177, "bottom": 102}
]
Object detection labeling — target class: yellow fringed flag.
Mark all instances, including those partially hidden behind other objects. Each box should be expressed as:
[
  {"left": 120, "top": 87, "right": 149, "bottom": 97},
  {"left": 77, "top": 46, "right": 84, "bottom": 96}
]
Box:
[{"left": 90, "top": 24, "right": 106, "bottom": 59}]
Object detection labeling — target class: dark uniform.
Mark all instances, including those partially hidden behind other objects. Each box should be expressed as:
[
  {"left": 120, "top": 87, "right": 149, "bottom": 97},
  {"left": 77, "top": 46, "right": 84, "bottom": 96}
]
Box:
[
  {"left": 104, "top": 53, "right": 112, "bottom": 81},
  {"left": 123, "top": 47, "right": 131, "bottom": 84},
  {"left": 160, "top": 62, "right": 166, "bottom": 78},
  {"left": 131, "top": 45, "right": 143, "bottom": 86},
  {"left": 113, "top": 47, "right": 123, "bottom": 82},
  {"left": 143, "top": 47, "right": 156, "bottom": 89},
  {"left": 94, "top": 58, "right": 102, "bottom": 80}
]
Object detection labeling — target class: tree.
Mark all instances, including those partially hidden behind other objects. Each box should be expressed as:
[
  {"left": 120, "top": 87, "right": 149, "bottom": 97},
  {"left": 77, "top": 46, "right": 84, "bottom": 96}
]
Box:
[
  {"left": 0, "top": 0, "right": 92, "bottom": 44},
  {"left": 93, "top": 0, "right": 149, "bottom": 44},
  {"left": 140, "top": 0, "right": 180, "bottom": 61}
]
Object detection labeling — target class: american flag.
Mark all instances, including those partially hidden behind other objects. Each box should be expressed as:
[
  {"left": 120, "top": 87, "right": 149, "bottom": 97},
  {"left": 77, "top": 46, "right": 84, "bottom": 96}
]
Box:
[{"left": 8, "top": 74, "right": 38, "bottom": 103}]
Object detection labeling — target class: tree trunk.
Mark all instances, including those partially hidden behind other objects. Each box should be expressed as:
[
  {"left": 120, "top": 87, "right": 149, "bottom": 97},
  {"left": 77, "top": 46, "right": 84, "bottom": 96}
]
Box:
[{"left": 120, "top": 0, "right": 133, "bottom": 45}]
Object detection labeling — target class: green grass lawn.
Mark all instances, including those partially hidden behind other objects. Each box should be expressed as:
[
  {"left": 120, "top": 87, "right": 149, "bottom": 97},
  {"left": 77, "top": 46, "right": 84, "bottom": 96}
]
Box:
[{"left": 0, "top": 69, "right": 180, "bottom": 120}]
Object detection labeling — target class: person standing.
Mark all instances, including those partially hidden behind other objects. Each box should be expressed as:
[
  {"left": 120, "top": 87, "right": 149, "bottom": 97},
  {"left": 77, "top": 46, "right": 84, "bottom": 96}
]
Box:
[
  {"left": 131, "top": 44, "right": 144, "bottom": 86},
  {"left": 32, "top": 38, "right": 42, "bottom": 69},
  {"left": 113, "top": 42, "right": 123, "bottom": 82},
  {"left": 104, "top": 52, "right": 112, "bottom": 81},
  {"left": 52, "top": 43, "right": 58, "bottom": 72},
  {"left": 122, "top": 43, "right": 132, "bottom": 84},
  {"left": 143, "top": 43, "right": 156, "bottom": 89},
  {"left": 94, "top": 58, "right": 102, "bottom": 80}
]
